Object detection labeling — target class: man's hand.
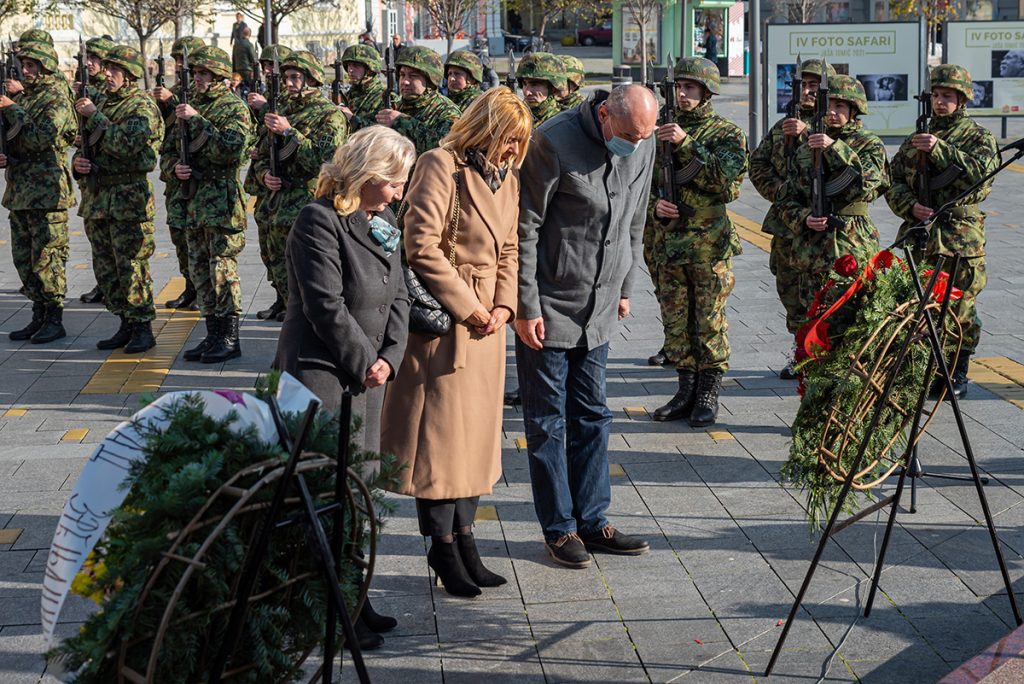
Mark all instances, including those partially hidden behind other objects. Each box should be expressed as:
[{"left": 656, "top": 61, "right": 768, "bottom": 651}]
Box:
[
  {"left": 911, "top": 133, "right": 938, "bottom": 153},
  {"left": 0, "top": 153, "right": 7, "bottom": 168},
  {"left": 654, "top": 199, "right": 679, "bottom": 220},
  {"left": 806, "top": 215, "right": 830, "bottom": 232},
  {"left": 0, "top": 94, "right": 14, "bottom": 109},
  {"left": 807, "top": 133, "right": 835, "bottom": 150},
  {"left": 175, "top": 103, "right": 197, "bottom": 120},
  {"left": 655, "top": 123, "right": 686, "bottom": 145},
  {"left": 339, "top": 105, "right": 354, "bottom": 120},
  {"left": 5, "top": 79, "right": 22, "bottom": 95},
  {"left": 375, "top": 109, "right": 403, "bottom": 127},
  {"left": 152, "top": 86, "right": 172, "bottom": 103},
  {"left": 72, "top": 157, "right": 93, "bottom": 175},
  {"left": 247, "top": 92, "right": 267, "bottom": 111},
  {"left": 364, "top": 358, "right": 392, "bottom": 388},
  {"left": 264, "top": 112, "right": 290, "bottom": 135},
  {"left": 514, "top": 317, "right": 545, "bottom": 351},
  {"left": 175, "top": 163, "right": 192, "bottom": 180},
  {"left": 263, "top": 173, "right": 283, "bottom": 191},
  {"left": 476, "top": 306, "right": 511, "bottom": 336},
  {"left": 74, "top": 97, "right": 97, "bottom": 118},
  {"left": 781, "top": 118, "right": 807, "bottom": 137},
  {"left": 912, "top": 202, "right": 935, "bottom": 222},
  {"left": 618, "top": 298, "right": 630, "bottom": 321}
]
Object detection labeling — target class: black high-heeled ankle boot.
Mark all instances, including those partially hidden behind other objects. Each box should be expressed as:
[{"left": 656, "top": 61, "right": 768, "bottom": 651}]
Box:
[
  {"left": 360, "top": 596, "right": 397, "bottom": 633},
  {"left": 427, "top": 540, "right": 481, "bottom": 598},
  {"left": 456, "top": 532, "right": 507, "bottom": 587}
]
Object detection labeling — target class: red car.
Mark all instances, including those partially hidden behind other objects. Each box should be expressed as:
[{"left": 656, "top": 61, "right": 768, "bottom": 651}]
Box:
[{"left": 577, "top": 23, "right": 613, "bottom": 46}]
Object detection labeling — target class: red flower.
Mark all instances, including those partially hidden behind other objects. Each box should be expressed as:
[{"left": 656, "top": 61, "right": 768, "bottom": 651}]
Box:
[
  {"left": 922, "top": 269, "right": 964, "bottom": 302},
  {"left": 833, "top": 254, "right": 859, "bottom": 277}
]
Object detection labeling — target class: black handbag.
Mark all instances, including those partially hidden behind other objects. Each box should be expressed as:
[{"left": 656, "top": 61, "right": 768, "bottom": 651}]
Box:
[{"left": 401, "top": 158, "right": 462, "bottom": 338}]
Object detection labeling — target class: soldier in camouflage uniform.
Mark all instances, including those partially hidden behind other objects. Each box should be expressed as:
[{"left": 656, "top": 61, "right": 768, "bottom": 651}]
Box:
[
  {"left": 162, "top": 45, "right": 254, "bottom": 363},
  {"left": 153, "top": 36, "right": 206, "bottom": 310},
  {"left": 557, "top": 54, "right": 586, "bottom": 110},
  {"left": 72, "top": 45, "right": 164, "bottom": 353},
  {"left": 885, "top": 64, "right": 997, "bottom": 398},
  {"left": 444, "top": 49, "right": 483, "bottom": 111},
  {"left": 14, "top": 30, "right": 76, "bottom": 107},
  {"left": 516, "top": 52, "right": 566, "bottom": 127},
  {"left": 749, "top": 59, "right": 837, "bottom": 378},
  {"left": 253, "top": 50, "right": 348, "bottom": 313},
  {"left": 244, "top": 44, "right": 292, "bottom": 320},
  {"left": 0, "top": 42, "right": 76, "bottom": 343},
  {"left": 778, "top": 75, "right": 889, "bottom": 331},
  {"left": 338, "top": 44, "right": 385, "bottom": 131},
  {"left": 648, "top": 57, "right": 748, "bottom": 428},
  {"left": 376, "top": 45, "right": 460, "bottom": 155}
]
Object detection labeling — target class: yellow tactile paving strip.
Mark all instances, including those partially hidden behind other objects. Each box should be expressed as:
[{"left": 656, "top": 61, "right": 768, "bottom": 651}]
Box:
[
  {"left": 0, "top": 528, "right": 23, "bottom": 544},
  {"left": 1008, "top": 163, "right": 1024, "bottom": 174},
  {"left": 971, "top": 357, "right": 1024, "bottom": 409},
  {"left": 728, "top": 210, "right": 771, "bottom": 253},
  {"left": 80, "top": 277, "right": 200, "bottom": 395}
]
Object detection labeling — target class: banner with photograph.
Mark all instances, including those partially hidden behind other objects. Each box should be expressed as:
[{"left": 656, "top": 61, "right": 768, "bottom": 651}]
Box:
[
  {"left": 621, "top": 6, "right": 662, "bottom": 65},
  {"left": 945, "top": 21, "right": 1024, "bottom": 116},
  {"left": 765, "top": 22, "right": 922, "bottom": 136}
]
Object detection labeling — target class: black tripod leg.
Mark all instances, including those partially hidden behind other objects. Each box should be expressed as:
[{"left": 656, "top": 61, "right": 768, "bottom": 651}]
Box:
[{"left": 323, "top": 392, "right": 354, "bottom": 683}]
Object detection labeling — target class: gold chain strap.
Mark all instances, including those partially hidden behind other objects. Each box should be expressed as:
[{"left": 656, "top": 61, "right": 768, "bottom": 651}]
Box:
[{"left": 446, "top": 152, "right": 462, "bottom": 268}]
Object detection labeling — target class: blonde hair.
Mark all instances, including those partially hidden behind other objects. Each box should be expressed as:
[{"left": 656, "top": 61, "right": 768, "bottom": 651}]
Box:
[
  {"left": 441, "top": 87, "right": 532, "bottom": 169},
  {"left": 315, "top": 126, "right": 416, "bottom": 215}
]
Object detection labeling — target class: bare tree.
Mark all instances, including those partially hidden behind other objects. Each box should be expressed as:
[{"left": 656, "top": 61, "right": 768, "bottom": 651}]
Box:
[
  {"left": 505, "top": 0, "right": 608, "bottom": 41},
  {"left": 890, "top": 0, "right": 965, "bottom": 55},
  {"left": 0, "top": 0, "right": 22, "bottom": 28},
  {"left": 407, "top": 0, "right": 479, "bottom": 55},
  {"left": 231, "top": 0, "right": 343, "bottom": 46},
  {"left": 771, "top": 0, "right": 831, "bottom": 23},
  {"left": 620, "top": 0, "right": 667, "bottom": 85}
]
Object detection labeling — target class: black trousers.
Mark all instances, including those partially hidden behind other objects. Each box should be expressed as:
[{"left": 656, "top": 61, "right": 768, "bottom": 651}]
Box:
[{"left": 415, "top": 497, "right": 480, "bottom": 537}]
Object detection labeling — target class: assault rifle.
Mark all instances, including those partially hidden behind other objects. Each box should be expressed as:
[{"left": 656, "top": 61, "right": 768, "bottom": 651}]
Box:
[
  {"left": 5, "top": 38, "right": 21, "bottom": 82},
  {"left": 505, "top": 49, "right": 517, "bottom": 93},
  {"left": 267, "top": 49, "right": 287, "bottom": 192},
  {"left": 179, "top": 45, "right": 198, "bottom": 200},
  {"left": 155, "top": 40, "right": 165, "bottom": 88},
  {"left": 657, "top": 54, "right": 693, "bottom": 225},
  {"left": 76, "top": 37, "right": 96, "bottom": 193},
  {"left": 784, "top": 53, "right": 802, "bottom": 169},
  {"left": 0, "top": 43, "right": 12, "bottom": 165},
  {"left": 382, "top": 44, "right": 395, "bottom": 109},
  {"left": 915, "top": 68, "right": 932, "bottom": 208},
  {"left": 809, "top": 60, "right": 843, "bottom": 230},
  {"left": 331, "top": 40, "right": 345, "bottom": 106}
]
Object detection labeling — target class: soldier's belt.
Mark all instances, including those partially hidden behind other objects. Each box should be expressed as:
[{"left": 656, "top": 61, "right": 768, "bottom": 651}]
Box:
[
  {"left": 948, "top": 204, "right": 981, "bottom": 219},
  {"left": 191, "top": 169, "right": 238, "bottom": 181},
  {"left": 833, "top": 201, "right": 870, "bottom": 217},
  {"left": 95, "top": 173, "right": 148, "bottom": 188},
  {"left": 687, "top": 205, "right": 727, "bottom": 219}
]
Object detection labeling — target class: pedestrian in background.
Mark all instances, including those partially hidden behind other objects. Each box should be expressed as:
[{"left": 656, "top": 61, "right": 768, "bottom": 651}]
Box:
[{"left": 232, "top": 27, "right": 258, "bottom": 89}]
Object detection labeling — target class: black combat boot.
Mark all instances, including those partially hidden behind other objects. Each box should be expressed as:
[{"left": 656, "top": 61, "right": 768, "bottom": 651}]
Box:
[
  {"left": 950, "top": 355, "right": 970, "bottom": 400},
  {"left": 30, "top": 303, "right": 66, "bottom": 344},
  {"left": 256, "top": 295, "right": 285, "bottom": 320},
  {"left": 124, "top": 321, "right": 156, "bottom": 354},
  {"left": 79, "top": 285, "right": 103, "bottom": 304},
  {"left": 504, "top": 387, "right": 521, "bottom": 406},
  {"left": 689, "top": 370, "right": 724, "bottom": 428},
  {"left": 9, "top": 302, "right": 45, "bottom": 341},
  {"left": 164, "top": 280, "right": 197, "bottom": 309},
  {"left": 648, "top": 348, "right": 671, "bottom": 366},
  {"left": 652, "top": 371, "right": 697, "bottom": 422},
  {"left": 97, "top": 316, "right": 132, "bottom": 350},
  {"left": 183, "top": 316, "right": 219, "bottom": 361},
  {"left": 201, "top": 315, "right": 241, "bottom": 363}
]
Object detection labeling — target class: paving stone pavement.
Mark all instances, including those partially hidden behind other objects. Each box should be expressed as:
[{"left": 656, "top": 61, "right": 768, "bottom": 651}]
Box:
[{"left": 2, "top": 81, "right": 1024, "bottom": 683}]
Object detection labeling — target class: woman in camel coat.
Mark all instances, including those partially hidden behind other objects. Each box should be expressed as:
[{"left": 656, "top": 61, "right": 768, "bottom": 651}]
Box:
[{"left": 381, "top": 88, "right": 532, "bottom": 598}]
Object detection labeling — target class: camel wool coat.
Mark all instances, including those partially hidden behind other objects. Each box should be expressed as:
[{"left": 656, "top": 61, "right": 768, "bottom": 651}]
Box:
[{"left": 381, "top": 147, "right": 520, "bottom": 500}]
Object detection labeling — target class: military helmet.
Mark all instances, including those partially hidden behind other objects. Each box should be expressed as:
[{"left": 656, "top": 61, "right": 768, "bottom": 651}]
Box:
[
  {"left": 674, "top": 56, "right": 720, "bottom": 95},
  {"left": 85, "top": 37, "right": 115, "bottom": 60},
  {"left": 445, "top": 49, "right": 483, "bottom": 83},
  {"left": 516, "top": 51, "right": 567, "bottom": 91},
  {"left": 18, "top": 29, "right": 53, "bottom": 47},
  {"left": 260, "top": 43, "right": 292, "bottom": 65},
  {"left": 103, "top": 45, "right": 145, "bottom": 80},
  {"left": 559, "top": 55, "right": 586, "bottom": 89},
  {"left": 799, "top": 59, "right": 838, "bottom": 80},
  {"left": 829, "top": 74, "right": 869, "bottom": 116},
  {"left": 395, "top": 45, "right": 444, "bottom": 88},
  {"left": 171, "top": 36, "right": 205, "bottom": 59},
  {"left": 282, "top": 50, "right": 325, "bottom": 86},
  {"left": 931, "top": 64, "right": 973, "bottom": 100},
  {"left": 342, "top": 44, "right": 381, "bottom": 73},
  {"left": 191, "top": 45, "right": 232, "bottom": 79},
  {"left": 17, "top": 42, "right": 58, "bottom": 74}
]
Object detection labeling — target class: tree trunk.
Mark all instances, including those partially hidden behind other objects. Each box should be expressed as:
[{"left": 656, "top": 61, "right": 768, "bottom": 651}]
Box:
[
  {"left": 174, "top": 16, "right": 182, "bottom": 41},
  {"left": 638, "top": 10, "right": 647, "bottom": 86},
  {"left": 137, "top": 33, "right": 152, "bottom": 90}
]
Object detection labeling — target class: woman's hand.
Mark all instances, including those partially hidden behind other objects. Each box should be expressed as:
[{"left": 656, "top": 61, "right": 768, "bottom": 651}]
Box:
[
  {"left": 465, "top": 303, "right": 491, "bottom": 328},
  {"left": 364, "top": 358, "right": 392, "bottom": 388},
  {"left": 475, "top": 306, "right": 512, "bottom": 336}
]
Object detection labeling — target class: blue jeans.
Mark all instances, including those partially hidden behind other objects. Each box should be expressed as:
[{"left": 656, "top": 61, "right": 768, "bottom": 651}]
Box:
[{"left": 516, "top": 339, "right": 612, "bottom": 541}]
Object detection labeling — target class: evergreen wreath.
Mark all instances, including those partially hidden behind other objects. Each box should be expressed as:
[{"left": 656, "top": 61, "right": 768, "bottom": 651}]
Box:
[{"left": 48, "top": 372, "right": 399, "bottom": 682}]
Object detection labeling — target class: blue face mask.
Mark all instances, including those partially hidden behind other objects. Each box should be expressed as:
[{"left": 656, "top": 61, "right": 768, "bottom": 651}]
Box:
[
  {"left": 368, "top": 215, "right": 401, "bottom": 255},
  {"left": 604, "top": 135, "right": 640, "bottom": 157}
]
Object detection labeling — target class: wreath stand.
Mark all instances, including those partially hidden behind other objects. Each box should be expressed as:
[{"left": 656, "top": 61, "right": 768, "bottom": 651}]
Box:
[{"left": 766, "top": 143, "right": 1024, "bottom": 676}]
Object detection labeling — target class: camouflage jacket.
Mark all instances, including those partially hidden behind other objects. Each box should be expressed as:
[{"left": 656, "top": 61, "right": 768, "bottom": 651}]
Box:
[
  {"left": 647, "top": 101, "right": 748, "bottom": 263},
  {"left": 0, "top": 74, "right": 77, "bottom": 212},
  {"left": 82, "top": 71, "right": 107, "bottom": 107},
  {"left": 342, "top": 76, "right": 385, "bottom": 131},
  {"left": 394, "top": 88, "right": 460, "bottom": 155},
  {"left": 778, "top": 119, "right": 890, "bottom": 270},
  {"left": 243, "top": 96, "right": 287, "bottom": 198},
  {"left": 529, "top": 96, "right": 561, "bottom": 128},
  {"left": 159, "top": 81, "right": 253, "bottom": 231},
  {"left": 73, "top": 83, "right": 163, "bottom": 222},
  {"left": 448, "top": 85, "right": 481, "bottom": 112},
  {"left": 558, "top": 90, "right": 584, "bottom": 111},
  {"left": 748, "top": 107, "right": 813, "bottom": 237},
  {"left": 885, "top": 108, "right": 997, "bottom": 257},
  {"left": 253, "top": 87, "right": 348, "bottom": 228}
]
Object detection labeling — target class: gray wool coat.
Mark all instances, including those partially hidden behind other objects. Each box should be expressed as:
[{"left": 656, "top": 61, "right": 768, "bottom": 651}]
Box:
[{"left": 516, "top": 92, "right": 656, "bottom": 350}]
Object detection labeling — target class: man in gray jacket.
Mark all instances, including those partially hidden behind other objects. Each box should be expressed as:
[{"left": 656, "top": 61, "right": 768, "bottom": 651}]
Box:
[{"left": 516, "top": 84, "right": 658, "bottom": 568}]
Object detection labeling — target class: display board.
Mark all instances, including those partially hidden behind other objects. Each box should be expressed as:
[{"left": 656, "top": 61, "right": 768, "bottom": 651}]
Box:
[
  {"left": 621, "top": 6, "right": 662, "bottom": 65},
  {"left": 945, "top": 21, "right": 1024, "bottom": 116},
  {"left": 765, "top": 22, "right": 922, "bottom": 136}
]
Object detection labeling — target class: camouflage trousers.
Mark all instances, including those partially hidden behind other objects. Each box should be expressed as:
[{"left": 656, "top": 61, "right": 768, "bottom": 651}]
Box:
[
  {"left": 255, "top": 215, "right": 276, "bottom": 290},
  {"left": 267, "top": 220, "right": 294, "bottom": 303},
  {"left": 165, "top": 194, "right": 191, "bottom": 282},
  {"left": 657, "top": 258, "right": 735, "bottom": 373},
  {"left": 768, "top": 235, "right": 806, "bottom": 335},
  {"left": 643, "top": 222, "right": 665, "bottom": 303},
  {"left": 85, "top": 220, "right": 156, "bottom": 322},
  {"left": 9, "top": 210, "right": 69, "bottom": 307},
  {"left": 921, "top": 254, "right": 987, "bottom": 357},
  {"left": 186, "top": 224, "right": 245, "bottom": 317}
]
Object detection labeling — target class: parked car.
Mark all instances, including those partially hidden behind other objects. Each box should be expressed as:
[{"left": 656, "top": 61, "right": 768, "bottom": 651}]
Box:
[{"left": 577, "top": 23, "right": 613, "bottom": 47}]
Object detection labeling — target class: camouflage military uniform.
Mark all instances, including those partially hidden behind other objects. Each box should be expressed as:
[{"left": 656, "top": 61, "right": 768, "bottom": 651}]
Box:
[
  {"left": 74, "top": 46, "right": 164, "bottom": 336},
  {"left": 886, "top": 64, "right": 997, "bottom": 365},
  {"left": 253, "top": 51, "right": 348, "bottom": 305},
  {"left": 82, "top": 37, "right": 115, "bottom": 105},
  {"left": 16, "top": 29, "right": 76, "bottom": 106},
  {"left": 778, "top": 76, "right": 889, "bottom": 317},
  {"left": 0, "top": 43, "right": 76, "bottom": 342},
  {"left": 516, "top": 52, "right": 566, "bottom": 127},
  {"left": 391, "top": 46, "right": 460, "bottom": 155},
  {"left": 340, "top": 44, "right": 385, "bottom": 131},
  {"left": 445, "top": 49, "right": 483, "bottom": 112},
  {"left": 558, "top": 54, "right": 586, "bottom": 111}
]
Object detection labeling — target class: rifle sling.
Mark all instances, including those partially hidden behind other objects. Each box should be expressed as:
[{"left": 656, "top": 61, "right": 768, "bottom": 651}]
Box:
[{"left": 833, "top": 201, "right": 870, "bottom": 217}]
